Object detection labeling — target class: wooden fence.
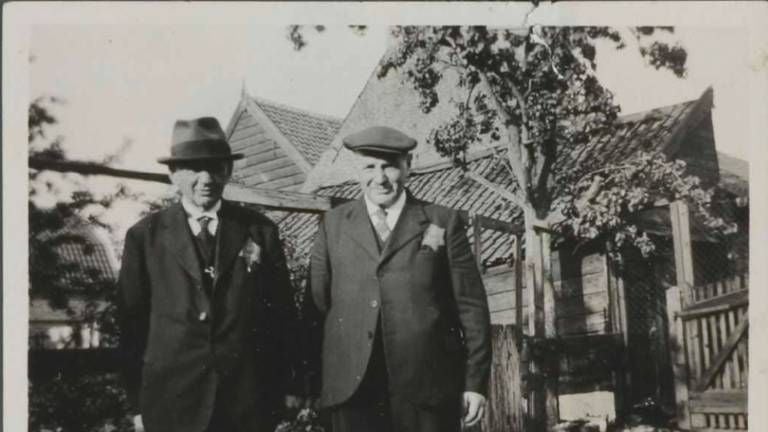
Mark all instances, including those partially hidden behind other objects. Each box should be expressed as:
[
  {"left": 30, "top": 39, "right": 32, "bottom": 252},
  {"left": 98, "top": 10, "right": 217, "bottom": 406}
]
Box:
[
  {"left": 667, "top": 275, "right": 748, "bottom": 431},
  {"left": 667, "top": 200, "right": 749, "bottom": 431}
]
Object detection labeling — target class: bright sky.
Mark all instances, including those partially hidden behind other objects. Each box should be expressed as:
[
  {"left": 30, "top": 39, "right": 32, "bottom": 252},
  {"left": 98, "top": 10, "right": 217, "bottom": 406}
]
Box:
[
  {"left": 26, "top": 24, "right": 758, "bottom": 234},
  {"left": 30, "top": 25, "right": 751, "bottom": 172},
  {"left": 29, "top": 25, "right": 389, "bottom": 170}
]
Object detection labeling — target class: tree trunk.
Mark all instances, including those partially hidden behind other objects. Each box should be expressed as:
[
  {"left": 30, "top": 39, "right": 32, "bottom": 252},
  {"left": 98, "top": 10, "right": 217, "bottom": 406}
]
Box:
[{"left": 523, "top": 208, "right": 560, "bottom": 432}]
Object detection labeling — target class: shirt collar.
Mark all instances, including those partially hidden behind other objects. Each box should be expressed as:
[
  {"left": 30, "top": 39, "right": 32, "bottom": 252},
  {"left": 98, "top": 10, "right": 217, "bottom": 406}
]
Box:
[
  {"left": 364, "top": 190, "right": 407, "bottom": 217},
  {"left": 181, "top": 198, "right": 222, "bottom": 221}
]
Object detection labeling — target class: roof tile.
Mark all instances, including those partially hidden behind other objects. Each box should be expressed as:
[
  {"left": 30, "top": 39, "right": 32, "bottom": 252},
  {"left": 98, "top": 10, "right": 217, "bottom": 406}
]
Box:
[
  {"left": 253, "top": 97, "right": 343, "bottom": 165},
  {"left": 277, "top": 97, "right": 707, "bottom": 266}
]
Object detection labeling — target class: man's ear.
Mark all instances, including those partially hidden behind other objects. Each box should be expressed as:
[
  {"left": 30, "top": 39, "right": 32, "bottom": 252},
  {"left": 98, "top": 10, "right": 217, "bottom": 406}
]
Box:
[{"left": 402, "top": 154, "right": 413, "bottom": 177}]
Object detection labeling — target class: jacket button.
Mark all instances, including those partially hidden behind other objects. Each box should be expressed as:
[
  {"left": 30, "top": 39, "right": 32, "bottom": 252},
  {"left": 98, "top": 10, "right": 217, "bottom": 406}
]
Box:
[
  {"left": 368, "top": 331, "right": 374, "bottom": 339},
  {"left": 198, "top": 311, "right": 208, "bottom": 322},
  {"left": 370, "top": 300, "right": 378, "bottom": 308}
]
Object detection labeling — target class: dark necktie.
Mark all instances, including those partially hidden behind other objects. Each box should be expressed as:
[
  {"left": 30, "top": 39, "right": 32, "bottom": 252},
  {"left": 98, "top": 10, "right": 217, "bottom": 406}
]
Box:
[{"left": 197, "top": 216, "right": 215, "bottom": 265}]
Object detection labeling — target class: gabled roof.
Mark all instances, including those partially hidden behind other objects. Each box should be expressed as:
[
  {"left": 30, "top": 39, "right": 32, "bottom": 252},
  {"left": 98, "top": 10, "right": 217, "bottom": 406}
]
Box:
[
  {"left": 716, "top": 151, "right": 749, "bottom": 198},
  {"left": 303, "top": 42, "right": 715, "bottom": 193},
  {"left": 34, "top": 219, "right": 118, "bottom": 289},
  {"left": 30, "top": 218, "right": 117, "bottom": 324},
  {"left": 256, "top": 98, "right": 343, "bottom": 165},
  {"left": 279, "top": 89, "right": 721, "bottom": 268},
  {"left": 226, "top": 93, "right": 342, "bottom": 190}
]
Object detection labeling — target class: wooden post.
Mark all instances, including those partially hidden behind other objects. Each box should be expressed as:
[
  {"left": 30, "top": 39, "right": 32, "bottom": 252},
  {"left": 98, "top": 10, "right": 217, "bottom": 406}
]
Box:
[
  {"left": 605, "top": 244, "right": 630, "bottom": 419},
  {"left": 524, "top": 221, "right": 559, "bottom": 432},
  {"left": 540, "top": 230, "right": 559, "bottom": 430},
  {"left": 670, "top": 201, "right": 695, "bottom": 306},
  {"left": 526, "top": 231, "right": 544, "bottom": 337},
  {"left": 472, "top": 214, "right": 484, "bottom": 273},
  {"left": 514, "top": 235, "right": 523, "bottom": 342},
  {"left": 542, "top": 231, "right": 556, "bottom": 339},
  {"left": 524, "top": 223, "right": 545, "bottom": 432},
  {"left": 666, "top": 286, "right": 691, "bottom": 430}
]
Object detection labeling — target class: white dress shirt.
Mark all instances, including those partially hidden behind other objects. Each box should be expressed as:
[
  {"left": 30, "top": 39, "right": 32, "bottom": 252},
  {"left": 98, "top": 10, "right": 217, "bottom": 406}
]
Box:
[
  {"left": 181, "top": 198, "right": 221, "bottom": 236},
  {"left": 364, "top": 191, "right": 407, "bottom": 231}
]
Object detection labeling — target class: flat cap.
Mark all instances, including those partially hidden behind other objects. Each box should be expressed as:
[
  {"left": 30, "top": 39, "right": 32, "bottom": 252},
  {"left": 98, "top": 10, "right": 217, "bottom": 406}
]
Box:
[{"left": 342, "top": 126, "right": 417, "bottom": 154}]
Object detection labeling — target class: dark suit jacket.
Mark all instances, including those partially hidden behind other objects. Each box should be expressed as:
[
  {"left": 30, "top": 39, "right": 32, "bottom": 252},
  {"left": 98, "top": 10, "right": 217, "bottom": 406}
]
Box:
[
  {"left": 117, "top": 201, "right": 297, "bottom": 432},
  {"left": 310, "top": 193, "right": 492, "bottom": 408}
]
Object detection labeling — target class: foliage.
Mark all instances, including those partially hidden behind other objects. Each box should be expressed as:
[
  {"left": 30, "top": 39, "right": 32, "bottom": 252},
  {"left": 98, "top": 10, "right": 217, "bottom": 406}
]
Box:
[
  {"left": 378, "top": 26, "right": 719, "bottom": 254},
  {"left": 281, "top": 231, "right": 311, "bottom": 317},
  {"left": 29, "top": 373, "right": 133, "bottom": 432},
  {"left": 28, "top": 96, "right": 137, "bottom": 346},
  {"left": 28, "top": 96, "right": 137, "bottom": 431},
  {"left": 275, "top": 408, "right": 325, "bottom": 432},
  {"left": 287, "top": 25, "right": 367, "bottom": 51}
]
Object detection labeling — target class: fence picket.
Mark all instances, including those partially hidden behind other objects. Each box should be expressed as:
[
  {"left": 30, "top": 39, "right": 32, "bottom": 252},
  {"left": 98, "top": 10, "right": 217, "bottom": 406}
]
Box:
[
  {"left": 737, "top": 308, "right": 748, "bottom": 381},
  {"left": 727, "top": 311, "right": 742, "bottom": 387},
  {"left": 719, "top": 313, "right": 732, "bottom": 389},
  {"left": 690, "top": 319, "right": 702, "bottom": 383},
  {"left": 709, "top": 314, "right": 722, "bottom": 389},
  {"left": 688, "top": 319, "right": 701, "bottom": 381},
  {"left": 700, "top": 316, "right": 711, "bottom": 373}
]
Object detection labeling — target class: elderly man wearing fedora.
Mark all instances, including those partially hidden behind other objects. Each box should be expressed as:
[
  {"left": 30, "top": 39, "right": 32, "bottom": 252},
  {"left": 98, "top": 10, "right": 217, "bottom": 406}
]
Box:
[
  {"left": 117, "top": 117, "right": 300, "bottom": 432},
  {"left": 309, "top": 126, "right": 492, "bottom": 432}
]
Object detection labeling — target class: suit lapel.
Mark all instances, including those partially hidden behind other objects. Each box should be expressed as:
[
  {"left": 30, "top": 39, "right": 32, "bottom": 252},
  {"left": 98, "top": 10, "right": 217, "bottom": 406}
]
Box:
[
  {"left": 215, "top": 201, "right": 249, "bottom": 288},
  {"left": 161, "top": 203, "right": 203, "bottom": 285},
  {"left": 379, "top": 195, "right": 430, "bottom": 267},
  {"left": 343, "top": 199, "right": 380, "bottom": 262}
]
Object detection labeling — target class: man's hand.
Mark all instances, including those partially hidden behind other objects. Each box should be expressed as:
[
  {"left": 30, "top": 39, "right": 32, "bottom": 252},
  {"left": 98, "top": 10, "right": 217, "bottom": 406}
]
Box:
[
  {"left": 132, "top": 414, "right": 144, "bottom": 432},
  {"left": 462, "top": 391, "right": 486, "bottom": 428}
]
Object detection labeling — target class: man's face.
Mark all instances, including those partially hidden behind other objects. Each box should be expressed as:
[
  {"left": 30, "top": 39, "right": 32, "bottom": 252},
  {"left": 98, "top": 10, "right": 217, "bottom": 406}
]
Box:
[
  {"left": 355, "top": 151, "right": 410, "bottom": 208},
  {"left": 169, "top": 160, "right": 232, "bottom": 210}
]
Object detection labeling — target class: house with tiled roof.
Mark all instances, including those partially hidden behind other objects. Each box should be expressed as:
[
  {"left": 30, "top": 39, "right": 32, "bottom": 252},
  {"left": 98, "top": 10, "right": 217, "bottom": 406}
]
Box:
[
  {"left": 29, "top": 217, "right": 118, "bottom": 350},
  {"left": 224, "top": 61, "right": 746, "bottom": 420},
  {"left": 225, "top": 89, "right": 342, "bottom": 191},
  {"left": 269, "top": 79, "right": 747, "bottom": 413},
  {"left": 288, "top": 86, "right": 722, "bottom": 321}
]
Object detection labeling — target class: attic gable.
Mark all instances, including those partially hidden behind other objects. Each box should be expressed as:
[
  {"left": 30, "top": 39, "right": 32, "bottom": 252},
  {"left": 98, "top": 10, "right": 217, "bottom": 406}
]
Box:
[{"left": 226, "top": 93, "right": 342, "bottom": 190}]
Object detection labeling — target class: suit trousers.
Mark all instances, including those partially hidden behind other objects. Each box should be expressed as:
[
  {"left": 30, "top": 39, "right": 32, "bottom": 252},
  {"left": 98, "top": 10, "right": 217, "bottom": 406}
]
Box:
[
  {"left": 330, "top": 323, "right": 462, "bottom": 432},
  {"left": 205, "top": 401, "right": 235, "bottom": 432},
  {"left": 203, "top": 372, "right": 278, "bottom": 432}
]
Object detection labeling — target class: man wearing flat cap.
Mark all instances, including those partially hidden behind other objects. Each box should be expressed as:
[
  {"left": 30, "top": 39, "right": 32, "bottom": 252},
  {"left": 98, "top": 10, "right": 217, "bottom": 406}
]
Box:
[
  {"left": 117, "top": 117, "right": 300, "bottom": 432},
  {"left": 309, "top": 126, "right": 492, "bottom": 432}
]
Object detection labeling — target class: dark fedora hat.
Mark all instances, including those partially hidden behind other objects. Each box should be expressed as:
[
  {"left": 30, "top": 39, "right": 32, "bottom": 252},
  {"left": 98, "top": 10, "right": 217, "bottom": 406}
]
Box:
[{"left": 157, "top": 117, "right": 244, "bottom": 164}]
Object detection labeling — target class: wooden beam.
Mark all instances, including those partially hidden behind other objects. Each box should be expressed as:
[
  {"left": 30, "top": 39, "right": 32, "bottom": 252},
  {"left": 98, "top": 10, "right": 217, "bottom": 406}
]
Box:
[
  {"left": 471, "top": 214, "right": 484, "bottom": 273},
  {"left": 29, "top": 157, "right": 171, "bottom": 184},
  {"left": 29, "top": 156, "right": 332, "bottom": 213},
  {"left": 694, "top": 319, "right": 748, "bottom": 393},
  {"left": 514, "top": 235, "right": 523, "bottom": 340},
  {"left": 678, "top": 290, "right": 749, "bottom": 320},
  {"left": 464, "top": 169, "right": 523, "bottom": 207},
  {"left": 454, "top": 211, "right": 524, "bottom": 235},
  {"left": 666, "top": 286, "right": 691, "bottom": 429},
  {"left": 476, "top": 214, "right": 524, "bottom": 234},
  {"left": 670, "top": 201, "right": 695, "bottom": 306},
  {"left": 689, "top": 390, "right": 747, "bottom": 414},
  {"left": 223, "top": 183, "right": 331, "bottom": 212}
]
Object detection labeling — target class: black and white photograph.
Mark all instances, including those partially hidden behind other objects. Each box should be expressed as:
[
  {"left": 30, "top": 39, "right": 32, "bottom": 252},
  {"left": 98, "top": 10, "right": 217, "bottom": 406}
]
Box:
[{"left": 4, "top": 2, "right": 767, "bottom": 432}]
